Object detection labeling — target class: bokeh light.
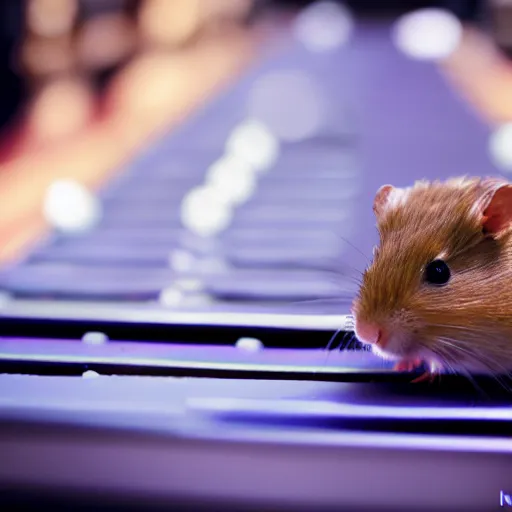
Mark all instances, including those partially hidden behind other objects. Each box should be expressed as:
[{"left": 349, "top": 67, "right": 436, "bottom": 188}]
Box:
[
  {"left": 169, "top": 249, "right": 197, "bottom": 273},
  {"left": 225, "top": 119, "right": 279, "bottom": 172},
  {"left": 82, "top": 370, "right": 100, "bottom": 378},
  {"left": 111, "top": 51, "right": 182, "bottom": 120},
  {"left": 174, "top": 278, "right": 204, "bottom": 292},
  {"left": 29, "top": 77, "right": 94, "bottom": 141},
  {"left": 21, "top": 36, "right": 75, "bottom": 76},
  {"left": 205, "top": 154, "right": 257, "bottom": 205},
  {"left": 293, "top": 1, "right": 353, "bottom": 53},
  {"left": 82, "top": 331, "right": 109, "bottom": 345},
  {"left": 76, "top": 12, "right": 135, "bottom": 70},
  {"left": 236, "top": 337, "right": 264, "bottom": 352},
  {"left": 139, "top": 0, "right": 201, "bottom": 47},
  {"left": 43, "top": 179, "right": 102, "bottom": 233},
  {"left": 180, "top": 185, "right": 234, "bottom": 237},
  {"left": 248, "top": 70, "right": 326, "bottom": 142},
  {"left": 392, "top": 8, "right": 463, "bottom": 61},
  {"left": 159, "top": 286, "right": 184, "bottom": 306},
  {"left": 27, "top": 0, "right": 78, "bottom": 38},
  {"left": 200, "top": 0, "right": 252, "bottom": 26},
  {"left": 489, "top": 123, "right": 512, "bottom": 172}
]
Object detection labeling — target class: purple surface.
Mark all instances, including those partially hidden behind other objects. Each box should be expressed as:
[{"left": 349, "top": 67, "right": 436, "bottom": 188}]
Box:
[{"left": 0, "top": 22, "right": 508, "bottom": 512}]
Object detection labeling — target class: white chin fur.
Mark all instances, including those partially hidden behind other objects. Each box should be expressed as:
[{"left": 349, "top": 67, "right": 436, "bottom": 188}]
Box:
[{"left": 370, "top": 344, "right": 401, "bottom": 361}]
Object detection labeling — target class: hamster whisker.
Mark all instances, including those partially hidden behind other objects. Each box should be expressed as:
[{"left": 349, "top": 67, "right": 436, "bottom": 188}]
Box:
[
  {"left": 426, "top": 323, "right": 510, "bottom": 344},
  {"left": 438, "top": 355, "right": 457, "bottom": 376},
  {"left": 436, "top": 337, "right": 486, "bottom": 365},
  {"left": 457, "top": 362, "right": 499, "bottom": 399},
  {"left": 477, "top": 367, "right": 512, "bottom": 394},
  {"left": 437, "top": 337, "right": 512, "bottom": 391},
  {"left": 324, "top": 326, "right": 345, "bottom": 351},
  {"left": 431, "top": 341, "right": 463, "bottom": 368},
  {"left": 287, "top": 297, "right": 353, "bottom": 306},
  {"left": 290, "top": 258, "right": 364, "bottom": 285},
  {"left": 459, "top": 369, "right": 489, "bottom": 398},
  {"left": 435, "top": 339, "right": 489, "bottom": 370},
  {"left": 322, "top": 328, "right": 352, "bottom": 366},
  {"left": 316, "top": 269, "right": 362, "bottom": 289},
  {"left": 428, "top": 347, "right": 462, "bottom": 387},
  {"left": 334, "top": 234, "right": 370, "bottom": 264},
  {"left": 322, "top": 266, "right": 364, "bottom": 285},
  {"left": 438, "top": 352, "right": 490, "bottom": 398},
  {"left": 437, "top": 336, "right": 497, "bottom": 362},
  {"left": 338, "top": 331, "right": 358, "bottom": 351},
  {"left": 491, "top": 375, "right": 512, "bottom": 394},
  {"left": 440, "top": 332, "right": 512, "bottom": 357}
]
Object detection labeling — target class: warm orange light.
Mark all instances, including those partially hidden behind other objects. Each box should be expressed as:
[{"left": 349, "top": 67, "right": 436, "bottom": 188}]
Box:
[
  {"left": 111, "top": 51, "right": 181, "bottom": 121},
  {"left": 200, "top": 0, "right": 252, "bottom": 25},
  {"left": 21, "top": 35, "right": 75, "bottom": 76},
  {"left": 441, "top": 27, "right": 512, "bottom": 123},
  {"left": 138, "top": 0, "right": 201, "bottom": 47},
  {"left": 27, "top": 0, "right": 78, "bottom": 38},
  {"left": 29, "top": 77, "right": 94, "bottom": 142},
  {"left": 76, "top": 13, "right": 135, "bottom": 70}
]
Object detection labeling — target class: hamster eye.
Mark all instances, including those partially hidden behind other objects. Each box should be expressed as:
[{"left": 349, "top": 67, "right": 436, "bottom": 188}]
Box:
[{"left": 424, "top": 259, "right": 451, "bottom": 286}]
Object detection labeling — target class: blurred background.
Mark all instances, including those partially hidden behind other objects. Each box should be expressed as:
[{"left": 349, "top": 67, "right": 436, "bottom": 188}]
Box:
[{"left": 0, "top": 0, "right": 511, "bottom": 284}]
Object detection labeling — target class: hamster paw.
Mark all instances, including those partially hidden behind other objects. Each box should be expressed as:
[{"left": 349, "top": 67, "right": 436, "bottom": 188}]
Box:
[
  {"left": 411, "top": 370, "right": 437, "bottom": 384},
  {"left": 393, "top": 359, "right": 439, "bottom": 384},
  {"left": 393, "top": 358, "right": 423, "bottom": 373},
  {"left": 411, "top": 362, "right": 441, "bottom": 384}
]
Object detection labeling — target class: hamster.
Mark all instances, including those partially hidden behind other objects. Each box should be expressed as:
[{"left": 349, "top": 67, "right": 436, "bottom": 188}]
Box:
[{"left": 351, "top": 176, "right": 512, "bottom": 380}]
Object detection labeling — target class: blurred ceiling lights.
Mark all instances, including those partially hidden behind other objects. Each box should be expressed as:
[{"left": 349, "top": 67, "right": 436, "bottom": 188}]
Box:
[
  {"left": 139, "top": 0, "right": 252, "bottom": 48},
  {"left": 29, "top": 76, "right": 94, "bottom": 141},
  {"left": 43, "top": 179, "right": 102, "bottom": 233},
  {"left": 205, "top": 154, "right": 257, "bottom": 206},
  {"left": 27, "top": 0, "right": 78, "bottom": 38},
  {"left": 21, "top": 35, "right": 75, "bottom": 76},
  {"left": 76, "top": 12, "right": 135, "bottom": 70},
  {"left": 293, "top": 1, "right": 353, "bottom": 53},
  {"left": 247, "top": 69, "right": 326, "bottom": 142},
  {"left": 225, "top": 119, "right": 279, "bottom": 172},
  {"left": 392, "top": 8, "right": 463, "bottom": 61},
  {"left": 180, "top": 184, "right": 234, "bottom": 237},
  {"left": 489, "top": 122, "right": 512, "bottom": 172},
  {"left": 139, "top": 0, "right": 202, "bottom": 47},
  {"left": 109, "top": 50, "right": 185, "bottom": 126}
]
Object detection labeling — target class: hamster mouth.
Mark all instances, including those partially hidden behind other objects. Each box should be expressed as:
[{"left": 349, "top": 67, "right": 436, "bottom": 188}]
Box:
[
  {"left": 371, "top": 343, "right": 410, "bottom": 360},
  {"left": 370, "top": 333, "right": 419, "bottom": 360},
  {"left": 370, "top": 343, "right": 401, "bottom": 361}
]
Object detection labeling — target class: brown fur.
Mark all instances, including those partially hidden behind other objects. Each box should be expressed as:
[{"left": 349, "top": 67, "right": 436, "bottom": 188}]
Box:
[{"left": 352, "top": 176, "right": 512, "bottom": 376}]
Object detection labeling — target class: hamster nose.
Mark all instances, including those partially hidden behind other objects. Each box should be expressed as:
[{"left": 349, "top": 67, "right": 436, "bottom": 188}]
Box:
[{"left": 354, "top": 321, "right": 386, "bottom": 348}]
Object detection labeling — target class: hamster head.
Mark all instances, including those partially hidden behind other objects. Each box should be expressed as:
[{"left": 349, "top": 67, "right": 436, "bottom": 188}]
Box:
[{"left": 352, "top": 176, "right": 512, "bottom": 375}]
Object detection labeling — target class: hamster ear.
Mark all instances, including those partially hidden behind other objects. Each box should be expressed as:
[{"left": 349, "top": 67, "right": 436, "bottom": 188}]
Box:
[
  {"left": 482, "top": 184, "right": 512, "bottom": 236},
  {"left": 373, "top": 185, "right": 395, "bottom": 217}
]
